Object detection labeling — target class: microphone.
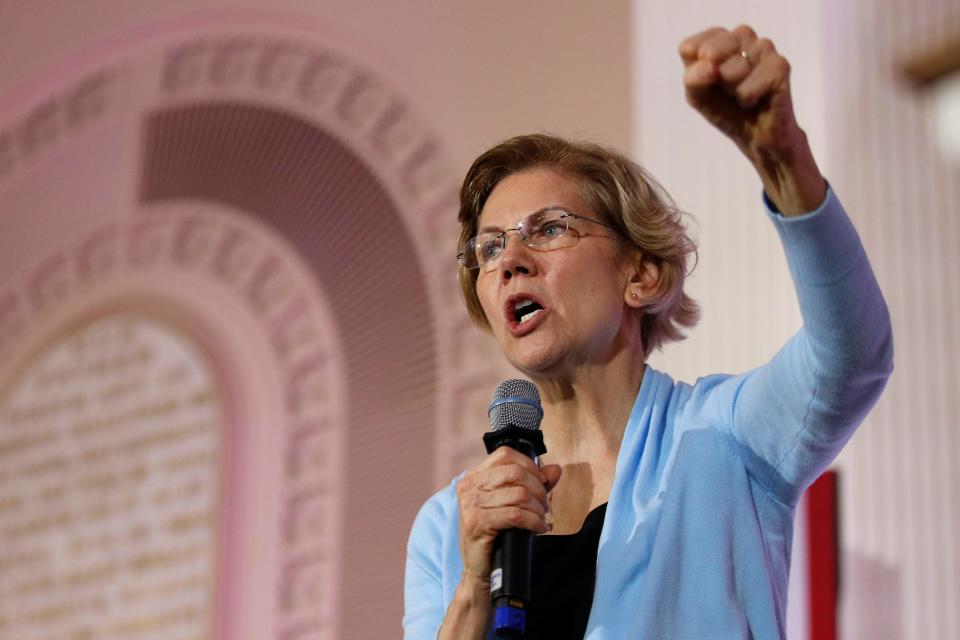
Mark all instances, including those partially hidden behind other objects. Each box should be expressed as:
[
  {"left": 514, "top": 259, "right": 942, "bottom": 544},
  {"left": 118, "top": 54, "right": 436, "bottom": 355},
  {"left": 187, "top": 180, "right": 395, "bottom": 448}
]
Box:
[{"left": 483, "top": 379, "right": 548, "bottom": 639}]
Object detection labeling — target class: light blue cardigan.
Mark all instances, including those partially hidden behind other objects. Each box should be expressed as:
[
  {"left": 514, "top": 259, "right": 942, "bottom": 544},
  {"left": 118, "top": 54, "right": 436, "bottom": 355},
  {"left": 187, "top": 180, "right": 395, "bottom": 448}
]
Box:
[{"left": 404, "top": 189, "right": 893, "bottom": 639}]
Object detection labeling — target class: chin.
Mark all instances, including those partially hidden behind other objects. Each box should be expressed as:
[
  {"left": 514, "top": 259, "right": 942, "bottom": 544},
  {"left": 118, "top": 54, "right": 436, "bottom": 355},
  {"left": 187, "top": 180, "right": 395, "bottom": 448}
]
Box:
[
  {"left": 493, "top": 325, "right": 569, "bottom": 374},
  {"left": 503, "top": 345, "right": 566, "bottom": 379}
]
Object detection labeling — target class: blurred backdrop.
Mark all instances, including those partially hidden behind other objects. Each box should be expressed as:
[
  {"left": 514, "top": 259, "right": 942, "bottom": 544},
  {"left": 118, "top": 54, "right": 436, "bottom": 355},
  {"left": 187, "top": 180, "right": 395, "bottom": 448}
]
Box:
[{"left": 0, "top": 1, "right": 957, "bottom": 639}]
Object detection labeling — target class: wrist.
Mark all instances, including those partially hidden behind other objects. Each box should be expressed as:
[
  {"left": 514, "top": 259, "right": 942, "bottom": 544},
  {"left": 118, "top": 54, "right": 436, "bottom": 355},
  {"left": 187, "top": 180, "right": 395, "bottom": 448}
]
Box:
[
  {"left": 457, "top": 569, "right": 492, "bottom": 602},
  {"left": 437, "top": 573, "right": 492, "bottom": 640},
  {"left": 746, "top": 127, "right": 827, "bottom": 216}
]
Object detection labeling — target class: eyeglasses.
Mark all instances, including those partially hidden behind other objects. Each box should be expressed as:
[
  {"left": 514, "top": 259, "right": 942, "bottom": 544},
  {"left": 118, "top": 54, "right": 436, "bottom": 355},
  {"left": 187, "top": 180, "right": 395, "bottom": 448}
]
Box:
[{"left": 458, "top": 207, "right": 620, "bottom": 270}]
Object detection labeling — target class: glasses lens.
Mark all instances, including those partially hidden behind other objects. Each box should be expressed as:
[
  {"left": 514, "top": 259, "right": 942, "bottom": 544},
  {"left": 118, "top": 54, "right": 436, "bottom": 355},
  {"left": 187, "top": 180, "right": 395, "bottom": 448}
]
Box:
[
  {"left": 458, "top": 210, "right": 580, "bottom": 269},
  {"left": 525, "top": 210, "right": 570, "bottom": 246},
  {"left": 459, "top": 233, "right": 503, "bottom": 269}
]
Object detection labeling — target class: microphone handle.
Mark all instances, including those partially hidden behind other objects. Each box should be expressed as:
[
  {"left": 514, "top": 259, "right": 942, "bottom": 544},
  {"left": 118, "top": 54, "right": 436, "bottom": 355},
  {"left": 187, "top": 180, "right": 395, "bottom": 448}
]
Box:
[
  {"left": 490, "top": 528, "right": 532, "bottom": 639},
  {"left": 482, "top": 426, "right": 547, "bottom": 639}
]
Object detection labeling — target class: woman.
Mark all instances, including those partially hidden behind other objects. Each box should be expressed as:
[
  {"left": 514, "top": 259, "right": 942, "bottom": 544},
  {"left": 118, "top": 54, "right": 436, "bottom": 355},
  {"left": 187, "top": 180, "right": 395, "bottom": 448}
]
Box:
[{"left": 404, "top": 25, "right": 893, "bottom": 639}]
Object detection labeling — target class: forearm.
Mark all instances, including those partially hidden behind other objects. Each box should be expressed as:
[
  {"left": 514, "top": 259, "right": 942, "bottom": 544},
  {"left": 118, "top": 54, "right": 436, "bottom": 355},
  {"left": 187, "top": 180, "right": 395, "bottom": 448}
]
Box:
[
  {"left": 438, "top": 574, "right": 492, "bottom": 640},
  {"left": 745, "top": 126, "right": 827, "bottom": 216}
]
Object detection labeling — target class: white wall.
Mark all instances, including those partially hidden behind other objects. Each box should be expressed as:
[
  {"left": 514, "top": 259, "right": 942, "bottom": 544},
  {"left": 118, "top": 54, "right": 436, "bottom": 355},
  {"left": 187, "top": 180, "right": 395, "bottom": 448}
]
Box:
[
  {"left": 823, "top": 0, "right": 960, "bottom": 638},
  {"left": 633, "top": 1, "right": 960, "bottom": 638},
  {"left": 632, "top": 2, "right": 826, "bottom": 381}
]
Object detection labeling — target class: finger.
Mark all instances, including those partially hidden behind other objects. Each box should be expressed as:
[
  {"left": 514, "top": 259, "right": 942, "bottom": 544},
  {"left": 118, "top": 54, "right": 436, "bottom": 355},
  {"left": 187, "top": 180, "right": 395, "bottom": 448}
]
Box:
[
  {"left": 683, "top": 58, "right": 718, "bottom": 92},
  {"left": 734, "top": 51, "right": 790, "bottom": 108},
  {"left": 479, "top": 465, "right": 549, "bottom": 504},
  {"left": 692, "top": 30, "right": 741, "bottom": 66},
  {"left": 460, "top": 462, "right": 550, "bottom": 511},
  {"left": 483, "top": 446, "right": 548, "bottom": 483},
  {"left": 731, "top": 24, "right": 758, "bottom": 51},
  {"left": 678, "top": 26, "right": 726, "bottom": 65},
  {"left": 462, "top": 503, "right": 549, "bottom": 538},
  {"left": 717, "top": 51, "right": 752, "bottom": 87},
  {"left": 487, "top": 506, "right": 550, "bottom": 534},
  {"left": 479, "top": 454, "right": 546, "bottom": 487},
  {"left": 738, "top": 36, "right": 776, "bottom": 71},
  {"left": 716, "top": 28, "right": 767, "bottom": 84},
  {"left": 475, "top": 485, "right": 547, "bottom": 518}
]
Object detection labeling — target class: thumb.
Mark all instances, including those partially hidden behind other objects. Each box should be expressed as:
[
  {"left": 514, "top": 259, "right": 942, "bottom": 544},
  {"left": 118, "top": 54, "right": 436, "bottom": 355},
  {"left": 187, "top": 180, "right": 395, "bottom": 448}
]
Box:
[{"left": 542, "top": 464, "right": 562, "bottom": 491}]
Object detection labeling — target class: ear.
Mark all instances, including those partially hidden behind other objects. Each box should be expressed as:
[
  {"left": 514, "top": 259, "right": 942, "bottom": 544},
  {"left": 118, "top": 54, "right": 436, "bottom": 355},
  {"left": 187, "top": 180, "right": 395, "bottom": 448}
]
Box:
[{"left": 624, "top": 252, "right": 660, "bottom": 309}]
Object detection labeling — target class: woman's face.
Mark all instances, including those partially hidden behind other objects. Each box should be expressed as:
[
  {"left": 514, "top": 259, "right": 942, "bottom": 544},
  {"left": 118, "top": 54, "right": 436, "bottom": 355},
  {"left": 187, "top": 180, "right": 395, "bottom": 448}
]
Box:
[{"left": 475, "top": 168, "right": 638, "bottom": 378}]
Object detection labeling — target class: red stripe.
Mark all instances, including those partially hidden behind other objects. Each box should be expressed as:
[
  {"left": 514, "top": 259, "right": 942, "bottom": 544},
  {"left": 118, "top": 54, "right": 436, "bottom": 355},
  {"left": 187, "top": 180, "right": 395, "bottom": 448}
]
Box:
[{"left": 807, "top": 471, "right": 839, "bottom": 640}]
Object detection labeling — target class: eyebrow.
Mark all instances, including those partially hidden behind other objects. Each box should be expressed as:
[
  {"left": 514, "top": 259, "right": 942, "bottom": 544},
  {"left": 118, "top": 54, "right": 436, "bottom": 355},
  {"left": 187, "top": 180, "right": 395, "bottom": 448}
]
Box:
[{"left": 476, "top": 206, "right": 570, "bottom": 234}]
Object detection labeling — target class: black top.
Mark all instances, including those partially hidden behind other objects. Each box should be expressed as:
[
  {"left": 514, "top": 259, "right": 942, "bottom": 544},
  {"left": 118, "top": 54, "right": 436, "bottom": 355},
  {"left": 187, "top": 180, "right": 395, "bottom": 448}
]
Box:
[{"left": 524, "top": 502, "right": 607, "bottom": 639}]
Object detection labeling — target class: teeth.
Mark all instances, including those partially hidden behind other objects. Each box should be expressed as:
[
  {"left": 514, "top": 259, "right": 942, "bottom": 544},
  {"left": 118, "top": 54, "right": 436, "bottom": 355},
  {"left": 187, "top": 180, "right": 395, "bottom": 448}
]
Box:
[
  {"left": 511, "top": 297, "right": 543, "bottom": 324},
  {"left": 519, "top": 308, "right": 541, "bottom": 324},
  {"left": 514, "top": 299, "right": 535, "bottom": 312}
]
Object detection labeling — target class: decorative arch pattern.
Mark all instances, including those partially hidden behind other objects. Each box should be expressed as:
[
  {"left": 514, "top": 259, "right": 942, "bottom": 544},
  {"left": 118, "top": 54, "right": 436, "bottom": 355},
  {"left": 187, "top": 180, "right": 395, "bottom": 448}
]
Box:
[{"left": 140, "top": 101, "right": 437, "bottom": 637}]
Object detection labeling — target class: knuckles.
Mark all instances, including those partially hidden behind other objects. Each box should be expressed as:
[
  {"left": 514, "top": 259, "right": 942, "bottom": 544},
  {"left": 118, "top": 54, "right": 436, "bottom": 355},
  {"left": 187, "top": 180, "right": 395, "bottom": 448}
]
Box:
[
  {"left": 507, "top": 507, "right": 527, "bottom": 528},
  {"left": 772, "top": 54, "right": 791, "bottom": 76},
  {"left": 503, "top": 465, "right": 526, "bottom": 483},
  {"left": 733, "top": 24, "right": 758, "bottom": 40},
  {"left": 508, "top": 485, "right": 530, "bottom": 504},
  {"left": 490, "top": 446, "right": 523, "bottom": 465},
  {"left": 461, "top": 510, "right": 479, "bottom": 532},
  {"left": 455, "top": 475, "right": 475, "bottom": 499}
]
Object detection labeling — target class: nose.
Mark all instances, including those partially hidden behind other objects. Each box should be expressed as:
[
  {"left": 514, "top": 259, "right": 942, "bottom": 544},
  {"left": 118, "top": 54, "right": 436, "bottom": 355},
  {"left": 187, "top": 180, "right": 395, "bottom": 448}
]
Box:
[{"left": 497, "top": 230, "right": 538, "bottom": 281}]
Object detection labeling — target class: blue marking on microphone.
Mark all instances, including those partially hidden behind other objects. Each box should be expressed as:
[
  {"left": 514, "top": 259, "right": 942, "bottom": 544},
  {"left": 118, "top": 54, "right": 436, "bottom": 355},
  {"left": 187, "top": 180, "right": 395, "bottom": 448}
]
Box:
[
  {"left": 493, "top": 604, "right": 526, "bottom": 638},
  {"left": 487, "top": 396, "right": 544, "bottom": 421}
]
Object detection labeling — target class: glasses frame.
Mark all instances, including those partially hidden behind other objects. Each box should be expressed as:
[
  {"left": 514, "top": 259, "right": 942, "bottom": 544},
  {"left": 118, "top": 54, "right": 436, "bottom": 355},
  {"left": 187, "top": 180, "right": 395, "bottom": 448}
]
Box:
[{"left": 457, "top": 207, "right": 621, "bottom": 270}]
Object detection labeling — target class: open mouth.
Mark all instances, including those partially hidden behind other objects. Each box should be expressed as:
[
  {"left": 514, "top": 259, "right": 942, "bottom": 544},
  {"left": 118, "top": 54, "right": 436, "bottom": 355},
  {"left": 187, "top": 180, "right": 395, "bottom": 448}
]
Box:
[{"left": 512, "top": 298, "right": 544, "bottom": 324}]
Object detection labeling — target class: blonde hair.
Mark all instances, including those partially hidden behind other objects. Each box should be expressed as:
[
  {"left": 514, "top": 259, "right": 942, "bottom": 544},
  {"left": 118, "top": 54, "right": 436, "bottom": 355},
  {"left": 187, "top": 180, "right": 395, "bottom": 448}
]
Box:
[{"left": 457, "top": 133, "right": 700, "bottom": 358}]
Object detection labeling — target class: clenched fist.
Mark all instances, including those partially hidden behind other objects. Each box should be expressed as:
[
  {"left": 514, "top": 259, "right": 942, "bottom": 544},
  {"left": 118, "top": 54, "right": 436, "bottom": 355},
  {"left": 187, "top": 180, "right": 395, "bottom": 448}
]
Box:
[{"left": 679, "top": 25, "right": 827, "bottom": 215}]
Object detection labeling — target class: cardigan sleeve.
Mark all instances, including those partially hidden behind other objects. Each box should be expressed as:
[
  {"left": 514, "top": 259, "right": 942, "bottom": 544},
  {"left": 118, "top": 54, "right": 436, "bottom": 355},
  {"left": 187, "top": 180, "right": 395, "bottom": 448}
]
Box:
[
  {"left": 687, "top": 187, "right": 894, "bottom": 501},
  {"left": 403, "top": 493, "right": 449, "bottom": 639}
]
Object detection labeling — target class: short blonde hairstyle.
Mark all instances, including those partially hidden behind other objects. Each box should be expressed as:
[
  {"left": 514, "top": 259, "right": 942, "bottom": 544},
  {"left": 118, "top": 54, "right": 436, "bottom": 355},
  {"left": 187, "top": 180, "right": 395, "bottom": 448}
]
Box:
[{"left": 457, "top": 133, "right": 700, "bottom": 358}]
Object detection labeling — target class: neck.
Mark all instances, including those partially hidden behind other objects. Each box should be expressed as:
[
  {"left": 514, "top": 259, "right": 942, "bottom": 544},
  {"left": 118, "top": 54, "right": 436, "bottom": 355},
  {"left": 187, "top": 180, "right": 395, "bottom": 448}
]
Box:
[{"left": 532, "top": 347, "right": 646, "bottom": 465}]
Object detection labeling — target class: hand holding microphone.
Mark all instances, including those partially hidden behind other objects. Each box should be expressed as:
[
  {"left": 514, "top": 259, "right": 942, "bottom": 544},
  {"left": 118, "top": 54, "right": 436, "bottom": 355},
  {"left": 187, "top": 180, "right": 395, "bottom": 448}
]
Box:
[{"left": 453, "top": 380, "right": 561, "bottom": 638}]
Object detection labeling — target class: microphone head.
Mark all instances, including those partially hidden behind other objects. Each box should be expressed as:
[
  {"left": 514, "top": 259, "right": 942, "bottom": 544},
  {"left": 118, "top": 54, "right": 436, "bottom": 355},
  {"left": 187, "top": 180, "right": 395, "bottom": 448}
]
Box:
[{"left": 488, "top": 379, "right": 543, "bottom": 431}]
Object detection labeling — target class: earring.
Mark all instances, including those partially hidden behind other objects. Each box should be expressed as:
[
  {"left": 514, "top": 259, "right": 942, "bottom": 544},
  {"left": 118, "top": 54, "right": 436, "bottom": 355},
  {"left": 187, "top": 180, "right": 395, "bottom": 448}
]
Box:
[{"left": 631, "top": 292, "right": 638, "bottom": 299}]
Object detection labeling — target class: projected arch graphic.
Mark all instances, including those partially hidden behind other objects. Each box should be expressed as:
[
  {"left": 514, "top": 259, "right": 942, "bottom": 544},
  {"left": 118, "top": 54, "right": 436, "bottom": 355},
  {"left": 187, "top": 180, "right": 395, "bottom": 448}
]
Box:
[{"left": 0, "top": 11, "right": 506, "bottom": 640}]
